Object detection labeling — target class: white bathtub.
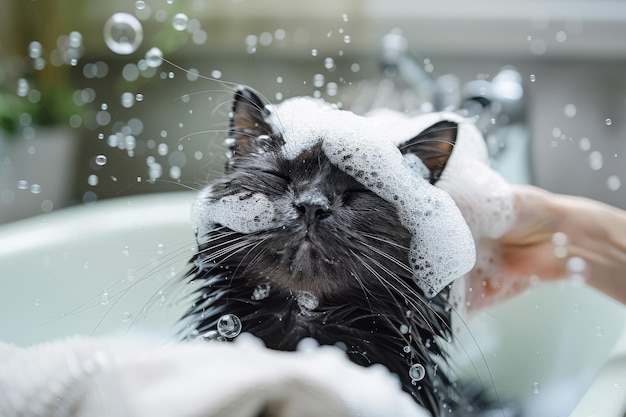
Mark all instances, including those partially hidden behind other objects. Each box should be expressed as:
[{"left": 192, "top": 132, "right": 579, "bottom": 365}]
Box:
[{"left": 0, "top": 192, "right": 625, "bottom": 416}]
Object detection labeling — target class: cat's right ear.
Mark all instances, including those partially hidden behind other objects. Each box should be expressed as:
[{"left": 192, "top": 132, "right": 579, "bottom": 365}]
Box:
[{"left": 228, "top": 86, "right": 273, "bottom": 158}]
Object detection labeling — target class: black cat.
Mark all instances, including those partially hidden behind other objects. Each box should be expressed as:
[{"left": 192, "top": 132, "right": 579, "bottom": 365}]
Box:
[{"left": 181, "top": 87, "right": 511, "bottom": 416}]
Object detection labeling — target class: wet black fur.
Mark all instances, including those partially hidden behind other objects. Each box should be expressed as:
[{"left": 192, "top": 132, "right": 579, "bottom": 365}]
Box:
[{"left": 181, "top": 87, "right": 507, "bottom": 416}]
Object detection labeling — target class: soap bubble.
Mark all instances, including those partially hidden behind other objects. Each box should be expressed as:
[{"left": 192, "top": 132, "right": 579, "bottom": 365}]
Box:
[
  {"left": 409, "top": 363, "right": 426, "bottom": 381},
  {"left": 103, "top": 13, "right": 143, "bottom": 55},
  {"left": 172, "top": 13, "right": 189, "bottom": 31},
  {"left": 217, "top": 314, "right": 242, "bottom": 338},
  {"left": 145, "top": 47, "right": 163, "bottom": 68}
]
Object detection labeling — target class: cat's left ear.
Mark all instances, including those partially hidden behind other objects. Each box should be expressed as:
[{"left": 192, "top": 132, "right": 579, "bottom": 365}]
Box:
[
  {"left": 228, "top": 86, "right": 273, "bottom": 157},
  {"left": 398, "top": 121, "right": 457, "bottom": 184}
]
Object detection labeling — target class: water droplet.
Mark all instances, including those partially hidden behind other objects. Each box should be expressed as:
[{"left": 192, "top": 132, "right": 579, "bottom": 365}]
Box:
[
  {"left": 103, "top": 12, "right": 144, "bottom": 55},
  {"left": 605, "top": 118, "right": 613, "bottom": 126},
  {"left": 28, "top": 41, "right": 43, "bottom": 59},
  {"left": 532, "top": 382, "right": 541, "bottom": 394},
  {"left": 399, "top": 324, "right": 409, "bottom": 334},
  {"left": 564, "top": 104, "right": 577, "bottom": 118},
  {"left": 95, "top": 154, "right": 108, "bottom": 166},
  {"left": 529, "top": 74, "right": 536, "bottom": 82},
  {"left": 121, "top": 312, "right": 132, "bottom": 323},
  {"left": 409, "top": 364, "right": 426, "bottom": 381},
  {"left": 217, "top": 314, "right": 242, "bottom": 338},
  {"left": 324, "top": 57, "right": 335, "bottom": 71},
  {"left": 144, "top": 51, "right": 163, "bottom": 73},
  {"left": 589, "top": 150, "right": 603, "bottom": 170},
  {"left": 607, "top": 175, "right": 622, "bottom": 191},
  {"left": 551, "top": 232, "right": 568, "bottom": 246},
  {"left": 579, "top": 137, "right": 591, "bottom": 151},
  {"left": 172, "top": 13, "right": 189, "bottom": 31},
  {"left": 252, "top": 283, "right": 271, "bottom": 300},
  {"left": 566, "top": 256, "right": 586, "bottom": 274},
  {"left": 596, "top": 326, "right": 605, "bottom": 338}
]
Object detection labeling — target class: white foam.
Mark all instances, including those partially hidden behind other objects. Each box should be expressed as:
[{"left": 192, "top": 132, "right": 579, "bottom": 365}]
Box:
[
  {"left": 266, "top": 98, "right": 477, "bottom": 297},
  {"left": 192, "top": 187, "right": 275, "bottom": 239}
]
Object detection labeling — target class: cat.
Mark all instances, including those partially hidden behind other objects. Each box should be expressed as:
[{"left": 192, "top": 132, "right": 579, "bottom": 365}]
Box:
[{"left": 180, "top": 86, "right": 515, "bottom": 416}]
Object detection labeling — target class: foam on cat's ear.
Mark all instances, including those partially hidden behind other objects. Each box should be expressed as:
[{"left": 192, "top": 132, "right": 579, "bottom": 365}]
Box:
[
  {"left": 228, "top": 86, "right": 272, "bottom": 158},
  {"left": 398, "top": 121, "right": 457, "bottom": 184}
]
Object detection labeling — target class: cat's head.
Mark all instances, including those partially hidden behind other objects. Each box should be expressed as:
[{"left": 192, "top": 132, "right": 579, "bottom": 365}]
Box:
[{"left": 192, "top": 86, "right": 476, "bottom": 299}]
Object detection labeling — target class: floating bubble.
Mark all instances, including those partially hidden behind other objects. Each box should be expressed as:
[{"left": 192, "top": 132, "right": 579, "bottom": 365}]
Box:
[
  {"left": 28, "top": 41, "right": 43, "bottom": 59},
  {"left": 555, "top": 30, "right": 567, "bottom": 43},
  {"left": 529, "top": 74, "right": 536, "bottom": 82},
  {"left": 607, "top": 175, "right": 621, "bottom": 191},
  {"left": 579, "top": 137, "right": 591, "bottom": 151},
  {"left": 564, "top": 104, "right": 576, "bottom": 118},
  {"left": 17, "top": 78, "right": 29, "bottom": 97},
  {"left": 121, "top": 92, "right": 135, "bottom": 108},
  {"left": 145, "top": 47, "right": 163, "bottom": 68},
  {"left": 156, "top": 243, "right": 164, "bottom": 255},
  {"left": 313, "top": 73, "right": 325, "bottom": 88},
  {"left": 216, "top": 314, "right": 242, "bottom": 338},
  {"left": 100, "top": 291, "right": 109, "bottom": 305},
  {"left": 30, "top": 184, "right": 41, "bottom": 194},
  {"left": 409, "top": 364, "right": 426, "bottom": 382},
  {"left": 172, "top": 13, "right": 189, "bottom": 31},
  {"left": 566, "top": 256, "right": 586, "bottom": 274},
  {"left": 596, "top": 326, "right": 604, "bottom": 338},
  {"left": 135, "top": 0, "right": 146, "bottom": 9},
  {"left": 103, "top": 12, "right": 143, "bottom": 55},
  {"left": 343, "top": 35, "right": 351, "bottom": 44},
  {"left": 121, "top": 312, "right": 132, "bottom": 323},
  {"left": 259, "top": 32, "right": 273, "bottom": 46},
  {"left": 532, "top": 382, "right": 541, "bottom": 394},
  {"left": 311, "top": 48, "right": 318, "bottom": 57},
  {"left": 324, "top": 57, "right": 335, "bottom": 70},
  {"left": 88, "top": 174, "right": 99, "bottom": 186},
  {"left": 342, "top": 13, "right": 349, "bottom": 22},
  {"left": 17, "top": 180, "right": 28, "bottom": 190},
  {"left": 95, "top": 154, "right": 108, "bottom": 166},
  {"left": 135, "top": 93, "right": 144, "bottom": 102},
  {"left": 68, "top": 31, "right": 83, "bottom": 48},
  {"left": 605, "top": 118, "right": 613, "bottom": 126},
  {"left": 589, "top": 150, "right": 603, "bottom": 170}
]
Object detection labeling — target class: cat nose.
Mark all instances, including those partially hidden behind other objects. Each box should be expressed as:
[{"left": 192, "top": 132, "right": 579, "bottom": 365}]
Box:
[{"left": 295, "top": 202, "right": 331, "bottom": 227}]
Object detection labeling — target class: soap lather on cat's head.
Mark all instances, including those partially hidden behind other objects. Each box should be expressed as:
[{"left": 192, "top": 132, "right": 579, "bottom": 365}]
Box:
[{"left": 195, "top": 86, "right": 465, "bottom": 299}]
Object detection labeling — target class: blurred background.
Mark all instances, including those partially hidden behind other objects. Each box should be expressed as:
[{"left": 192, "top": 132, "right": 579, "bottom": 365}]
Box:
[{"left": 1, "top": 0, "right": 625, "bottom": 224}]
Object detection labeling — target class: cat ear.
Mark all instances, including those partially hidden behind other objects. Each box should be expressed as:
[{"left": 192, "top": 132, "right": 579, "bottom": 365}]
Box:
[
  {"left": 228, "top": 86, "right": 273, "bottom": 157},
  {"left": 398, "top": 121, "right": 457, "bottom": 184}
]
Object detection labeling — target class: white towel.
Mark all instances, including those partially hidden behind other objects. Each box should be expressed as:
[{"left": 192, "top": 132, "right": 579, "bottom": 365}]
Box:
[{"left": 0, "top": 335, "right": 430, "bottom": 417}]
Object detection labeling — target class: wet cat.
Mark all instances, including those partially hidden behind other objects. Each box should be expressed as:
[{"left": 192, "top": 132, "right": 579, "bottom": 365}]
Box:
[{"left": 180, "top": 86, "right": 514, "bottom": 416}]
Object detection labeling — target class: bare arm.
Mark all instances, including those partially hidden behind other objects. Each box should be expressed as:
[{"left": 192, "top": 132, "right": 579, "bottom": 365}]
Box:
[{"left": 467, "top": 185, "right": 626, "bottom": 309}]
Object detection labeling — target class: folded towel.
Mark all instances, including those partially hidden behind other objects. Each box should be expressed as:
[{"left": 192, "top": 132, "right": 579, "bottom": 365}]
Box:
[{"left": 0, "top": 335, "right": 429, "bottom": 417}]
